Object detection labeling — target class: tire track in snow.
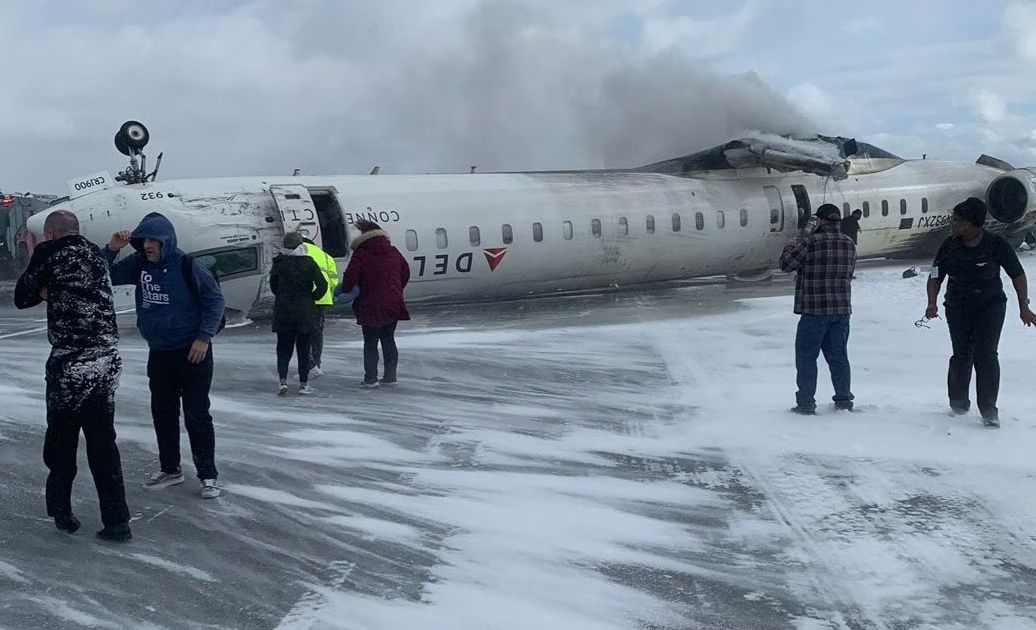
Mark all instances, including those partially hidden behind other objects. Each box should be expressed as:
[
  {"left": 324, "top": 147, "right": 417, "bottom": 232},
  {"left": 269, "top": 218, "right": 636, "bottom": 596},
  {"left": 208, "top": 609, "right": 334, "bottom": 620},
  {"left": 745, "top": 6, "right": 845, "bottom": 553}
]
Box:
[{"left": 650, "top": 323, "right": 878, "bottom": 630}]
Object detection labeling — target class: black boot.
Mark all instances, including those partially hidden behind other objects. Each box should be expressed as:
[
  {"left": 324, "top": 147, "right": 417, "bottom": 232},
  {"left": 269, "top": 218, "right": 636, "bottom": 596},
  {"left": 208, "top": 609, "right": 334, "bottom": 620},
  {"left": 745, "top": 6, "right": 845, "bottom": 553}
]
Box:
[
  {"left": 96, "top": 523, "right": 132, "bottom": 542},
  {"left": 54, "top": 514, "right": 81, "bottom": 534}
]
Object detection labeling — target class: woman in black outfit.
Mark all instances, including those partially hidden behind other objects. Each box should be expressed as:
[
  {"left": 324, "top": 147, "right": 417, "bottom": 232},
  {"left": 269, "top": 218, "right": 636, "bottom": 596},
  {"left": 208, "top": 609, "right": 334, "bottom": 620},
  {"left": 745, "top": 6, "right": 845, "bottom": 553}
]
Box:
[
  {"left": 270, "top": 232, "right": 327, "bottom": 395},
  {"left": 925, "top": 197, "right": 1035, "bottom": 426}
]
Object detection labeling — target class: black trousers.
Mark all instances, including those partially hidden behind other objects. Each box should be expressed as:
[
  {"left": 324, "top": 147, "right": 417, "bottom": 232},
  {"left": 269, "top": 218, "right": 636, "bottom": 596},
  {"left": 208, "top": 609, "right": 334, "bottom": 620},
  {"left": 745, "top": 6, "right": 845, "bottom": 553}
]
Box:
[
  {"left": 362, "top": 323, "right": 398, "bottom": 382},
  {"left": 147, "top": 347, "right": 218, "bottom": 480},
  {"left": 945, "top": 299, "right": 1007, "bottom": 417},
  {"left": 310, "top": 306, "right": 329, "bottom": 368},
  {"left": 44, "top": 350, "right": 130, "bottom": 527},
  {"left": 277, "top": 330, "right": 312, "bottom": 383}
]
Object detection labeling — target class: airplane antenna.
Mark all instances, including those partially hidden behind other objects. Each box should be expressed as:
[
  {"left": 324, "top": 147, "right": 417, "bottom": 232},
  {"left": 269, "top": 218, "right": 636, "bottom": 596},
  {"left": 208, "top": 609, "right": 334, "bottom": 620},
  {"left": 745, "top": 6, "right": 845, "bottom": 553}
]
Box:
[{"left": 148, "top": 152, "right": 163, "bottom": 181}]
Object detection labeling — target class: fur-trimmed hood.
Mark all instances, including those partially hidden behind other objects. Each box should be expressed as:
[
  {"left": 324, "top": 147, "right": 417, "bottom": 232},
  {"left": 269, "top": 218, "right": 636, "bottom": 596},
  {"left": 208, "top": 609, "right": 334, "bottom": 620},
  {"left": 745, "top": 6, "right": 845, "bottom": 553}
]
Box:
[{"left": 350, "top": 229, "right": 391, "bottom": 251}]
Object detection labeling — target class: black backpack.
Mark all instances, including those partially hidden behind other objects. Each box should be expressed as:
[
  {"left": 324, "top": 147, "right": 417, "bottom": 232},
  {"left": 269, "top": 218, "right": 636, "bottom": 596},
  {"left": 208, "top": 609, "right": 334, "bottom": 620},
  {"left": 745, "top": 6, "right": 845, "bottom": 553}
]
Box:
[{"left": 180, "top": 255, "right": 227, "bottom": 334}]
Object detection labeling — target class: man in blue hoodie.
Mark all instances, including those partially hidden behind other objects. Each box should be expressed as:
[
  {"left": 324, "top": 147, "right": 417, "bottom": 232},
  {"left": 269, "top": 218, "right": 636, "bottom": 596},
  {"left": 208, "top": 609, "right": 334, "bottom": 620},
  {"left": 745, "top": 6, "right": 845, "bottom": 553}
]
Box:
[{"left": 104, "top": 212, "right": 225, "bottom": 499}]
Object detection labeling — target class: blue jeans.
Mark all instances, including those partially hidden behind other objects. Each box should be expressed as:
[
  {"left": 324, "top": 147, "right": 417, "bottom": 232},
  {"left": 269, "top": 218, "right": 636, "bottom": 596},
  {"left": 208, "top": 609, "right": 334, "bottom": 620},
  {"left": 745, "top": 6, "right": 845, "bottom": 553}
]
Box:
[{"left": 795, "top": 314, "right": 853, "bottom": 409}]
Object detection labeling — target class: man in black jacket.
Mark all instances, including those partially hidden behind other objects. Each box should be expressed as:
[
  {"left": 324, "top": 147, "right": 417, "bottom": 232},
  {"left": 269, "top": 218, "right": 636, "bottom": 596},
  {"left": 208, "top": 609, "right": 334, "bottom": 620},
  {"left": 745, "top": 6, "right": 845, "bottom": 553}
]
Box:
[
  {"left": 841, "top": 209, "right": 862, "bottom": 245},
  {"left": 14, "top": 210, "right": 131, "bottom": 541}
]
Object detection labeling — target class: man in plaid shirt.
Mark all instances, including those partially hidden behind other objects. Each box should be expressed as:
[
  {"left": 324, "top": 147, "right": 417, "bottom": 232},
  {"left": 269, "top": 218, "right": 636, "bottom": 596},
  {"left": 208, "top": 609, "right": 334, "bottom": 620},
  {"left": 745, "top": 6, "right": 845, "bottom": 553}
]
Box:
[{"left": 780, "top": 203, "right": 857, "bottom": 414}]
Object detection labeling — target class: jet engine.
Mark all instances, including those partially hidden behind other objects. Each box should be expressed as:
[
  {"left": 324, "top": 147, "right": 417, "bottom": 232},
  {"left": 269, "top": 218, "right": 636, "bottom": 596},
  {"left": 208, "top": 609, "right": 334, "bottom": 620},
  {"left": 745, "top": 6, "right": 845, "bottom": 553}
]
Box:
[{"left": 986, "top": 168, "right": 1036, "bottom": 224}]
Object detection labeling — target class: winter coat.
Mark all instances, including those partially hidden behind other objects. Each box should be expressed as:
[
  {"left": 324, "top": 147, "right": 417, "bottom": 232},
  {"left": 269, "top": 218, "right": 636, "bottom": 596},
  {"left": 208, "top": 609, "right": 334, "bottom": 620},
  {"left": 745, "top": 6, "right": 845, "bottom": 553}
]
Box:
[
  {"left": 269, "top": 245, "right": 328, "bottom": 333},
  {"left": 15, "top": 234, "right": 119, "bottom": 358},
  {"left": 104, "top": 212, "right": 225, "bottom": 350},
  {"left": 840, "top": 216, "right": 861, "bottom": 244},
  {"left": 340, "top": 230, "right": 410, "bottom": 327}
]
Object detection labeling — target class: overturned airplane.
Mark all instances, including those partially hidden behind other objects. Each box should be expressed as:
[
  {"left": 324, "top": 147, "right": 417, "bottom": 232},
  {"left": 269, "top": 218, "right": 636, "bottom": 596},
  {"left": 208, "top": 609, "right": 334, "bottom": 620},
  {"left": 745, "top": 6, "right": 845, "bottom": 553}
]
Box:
[{"left": 27, "top": 122, "right": 1036, "bottom": 317}]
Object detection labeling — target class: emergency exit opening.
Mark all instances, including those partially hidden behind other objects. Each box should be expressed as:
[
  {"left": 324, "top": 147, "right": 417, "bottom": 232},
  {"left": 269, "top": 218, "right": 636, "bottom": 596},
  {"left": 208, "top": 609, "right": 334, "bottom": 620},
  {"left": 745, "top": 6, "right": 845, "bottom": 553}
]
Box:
[
  {"left": 309, "top": 189, "right": 349, "bottom": 257},
  {"left": 790, "top": 185, "right": 811, "bottom": 230}
]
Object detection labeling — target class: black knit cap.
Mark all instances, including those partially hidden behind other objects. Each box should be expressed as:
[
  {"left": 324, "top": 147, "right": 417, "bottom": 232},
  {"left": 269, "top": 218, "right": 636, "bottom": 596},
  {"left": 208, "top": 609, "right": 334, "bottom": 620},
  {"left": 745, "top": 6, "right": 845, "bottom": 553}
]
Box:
[
  {"left": 815, "top": 203, "right": 841, "bottom": 221},
  {"left": 952, "top": 197, "right": 986, "bottom": 227}
]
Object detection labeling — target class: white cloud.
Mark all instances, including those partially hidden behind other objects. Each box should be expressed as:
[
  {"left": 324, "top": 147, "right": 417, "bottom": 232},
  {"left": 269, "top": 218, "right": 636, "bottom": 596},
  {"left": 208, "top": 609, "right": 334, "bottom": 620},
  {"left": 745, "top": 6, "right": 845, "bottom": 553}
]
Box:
[
  {"left": 1004, "top": 0, "right": 1036, "bottom": 62},
  {"left": 640, "top": 2, "right": 759, "bottom": 57},
  {"left": 935, "top": 123, "right": 956, "bottom": 130},
  {"left": 970, "top": 88, "right": 1007, "bottom": 124}
]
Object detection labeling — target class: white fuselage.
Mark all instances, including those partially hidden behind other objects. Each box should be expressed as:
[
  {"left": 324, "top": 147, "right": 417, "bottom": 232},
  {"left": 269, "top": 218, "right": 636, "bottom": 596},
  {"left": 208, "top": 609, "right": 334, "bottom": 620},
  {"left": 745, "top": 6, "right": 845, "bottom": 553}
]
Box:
[{"left": 28, "top": 159, "right": 1036, "bottom": 316}]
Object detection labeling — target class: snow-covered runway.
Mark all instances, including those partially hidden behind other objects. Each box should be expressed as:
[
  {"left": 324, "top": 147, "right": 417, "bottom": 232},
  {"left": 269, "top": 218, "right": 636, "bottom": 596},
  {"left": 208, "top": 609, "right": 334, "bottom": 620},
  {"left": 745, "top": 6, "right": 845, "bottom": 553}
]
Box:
[{"left": 2, "top": 257, "right": 1036, "bottom": 629}]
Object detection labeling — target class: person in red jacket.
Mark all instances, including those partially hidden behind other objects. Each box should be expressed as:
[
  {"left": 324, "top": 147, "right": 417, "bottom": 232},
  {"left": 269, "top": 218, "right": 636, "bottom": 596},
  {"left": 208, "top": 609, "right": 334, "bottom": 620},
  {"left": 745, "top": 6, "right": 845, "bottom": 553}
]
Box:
[{"left": 341, "top": 220, "right": 410, "bottom": 387}]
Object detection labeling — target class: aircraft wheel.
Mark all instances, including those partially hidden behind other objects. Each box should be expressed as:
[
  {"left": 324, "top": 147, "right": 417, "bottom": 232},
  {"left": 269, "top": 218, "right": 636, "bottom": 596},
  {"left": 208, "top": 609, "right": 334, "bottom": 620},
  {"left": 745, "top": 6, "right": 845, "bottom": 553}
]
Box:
[{"left": 115, "top": 120, "right": 149, "bottom": 154}]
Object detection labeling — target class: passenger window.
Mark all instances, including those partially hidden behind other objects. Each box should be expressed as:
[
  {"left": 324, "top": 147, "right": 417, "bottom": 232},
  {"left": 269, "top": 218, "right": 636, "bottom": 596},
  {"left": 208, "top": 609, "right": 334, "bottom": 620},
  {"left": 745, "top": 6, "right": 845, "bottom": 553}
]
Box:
[
  {"left": 922, "top": 198, "right": 929, "bottom": 214},
  {"left": 405, "top": 230, "right": 418, "bottom": 251},
  {"left": 533, "top": 222, "right": 543, "bottom": 242},
  {"left": 194, "top": 246, "right": 259, "bottom": 280},
  {"left": 646, "top": 214, "right": 655, "bottom": 234},
  {"left": 695, "top": 212, "right": 704, "bottom": 231},
  {"left": 881, "top": 200, "right": 889, "bottom": 217},
  {"left": 672, "top": 213, "right": 681, "bottom": 232},
  {"left": 716, "top": 211, "right": 726, "bottom": 229},
  {"left": 469, "top": 226, "right": 481, "bottom": 247},
  {"left": 619, "top": 217, "right": 628, "bottom": 235},
  {"left": 900, "top": 199, "right": 907, "bottom": 215},
  {"left": 502, "top": 224, "right": 513, "bottom": 244},
  {"left": 563, "top": 221, "right": 573, "bottom": 240},
  {"left": 862, "top": 201, "right": 870, "bottom": 218},
  {"left": 739, "top": 209, "right": 748, "bottom": 227},
  {"left": 591, "top": 218, "right": 601, "bottom": 238},
  {"left": 435, "top": 228, "right": 448, "bottom": 249}
]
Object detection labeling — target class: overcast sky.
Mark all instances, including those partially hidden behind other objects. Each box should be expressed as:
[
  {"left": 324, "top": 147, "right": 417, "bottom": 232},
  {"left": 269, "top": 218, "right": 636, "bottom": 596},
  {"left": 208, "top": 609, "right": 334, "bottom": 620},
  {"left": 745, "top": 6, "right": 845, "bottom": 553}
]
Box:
[{"left": 2, "top": 0, "right": 1036, "bottom": 193}]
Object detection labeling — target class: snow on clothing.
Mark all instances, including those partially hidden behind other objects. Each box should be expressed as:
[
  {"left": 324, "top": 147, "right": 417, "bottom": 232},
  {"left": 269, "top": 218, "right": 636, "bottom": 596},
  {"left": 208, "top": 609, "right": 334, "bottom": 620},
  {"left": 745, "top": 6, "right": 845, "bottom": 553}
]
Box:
[
  {"left": 14, "top": 235, "right": 130, "bottom": 528},
  {"left": 103, "top": 212, "right": 225, "bottom": 350},
  {"left": 270, "top": 245, "right": 328, "bottom": 382},
  {"left": 341, "top": 230, "right": 410, "bottom": 327},
  {"left": 15, "top": 235, "right": 119, "bottom": 355},
  {"left": 779, "top": 223, "right": 858, "bottom": 315}
]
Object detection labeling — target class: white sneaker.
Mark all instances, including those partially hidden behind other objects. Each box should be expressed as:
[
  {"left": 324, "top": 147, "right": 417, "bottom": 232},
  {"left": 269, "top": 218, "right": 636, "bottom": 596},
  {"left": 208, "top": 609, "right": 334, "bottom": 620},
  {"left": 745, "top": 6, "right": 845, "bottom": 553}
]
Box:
[
  {"left": 200, "top": 479, "right": 221, "bottom": 499},
  {"left": 277, "top": 383, "right": 288, "bottom": 396},
  {"left": 360, "top": 380, "right": 379, "bottom": 389},
  {"left": 299, "top": 383, "right": 314, "bottom": 395},
  {"left": 143, "top": 470, "right": 185, "bottom": 489},
  {"left": 309, "top": 365, "right": 322, "bottom": 379}
]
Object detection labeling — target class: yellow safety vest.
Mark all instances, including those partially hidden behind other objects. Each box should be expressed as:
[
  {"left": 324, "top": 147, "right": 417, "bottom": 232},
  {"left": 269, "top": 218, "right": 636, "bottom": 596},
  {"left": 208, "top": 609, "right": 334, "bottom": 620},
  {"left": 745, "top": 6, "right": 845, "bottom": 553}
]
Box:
[{"left": 304, "top": 242, "right": 338, "bottom": 305}]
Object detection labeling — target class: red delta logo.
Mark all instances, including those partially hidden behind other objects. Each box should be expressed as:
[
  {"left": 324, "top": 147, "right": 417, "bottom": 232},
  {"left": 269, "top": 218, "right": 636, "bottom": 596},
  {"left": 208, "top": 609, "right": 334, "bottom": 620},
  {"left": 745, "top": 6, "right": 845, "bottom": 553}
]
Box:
[{"left": 483, "top": 247, "right": 508, "bottom": 271}]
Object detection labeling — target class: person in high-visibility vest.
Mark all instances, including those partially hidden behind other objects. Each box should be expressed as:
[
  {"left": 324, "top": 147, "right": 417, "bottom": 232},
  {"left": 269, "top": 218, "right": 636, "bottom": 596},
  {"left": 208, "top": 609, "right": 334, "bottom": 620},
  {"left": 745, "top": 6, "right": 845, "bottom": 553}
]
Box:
[{"left": 303, "top": 238, "right": 338, "bottom": 377}]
